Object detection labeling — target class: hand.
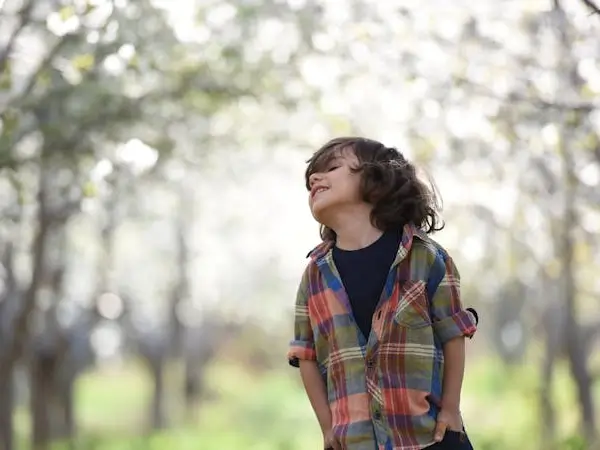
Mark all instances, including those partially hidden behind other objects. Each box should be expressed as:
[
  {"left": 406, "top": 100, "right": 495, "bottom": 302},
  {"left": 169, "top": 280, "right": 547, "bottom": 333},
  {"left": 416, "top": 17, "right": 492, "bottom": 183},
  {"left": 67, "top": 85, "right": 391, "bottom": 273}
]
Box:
[
  {"left": 323, "top": 428, "right": 342, "bottom": 450},
  {"left": 433, "top": 408, "right": 463, "bottom": 442}
]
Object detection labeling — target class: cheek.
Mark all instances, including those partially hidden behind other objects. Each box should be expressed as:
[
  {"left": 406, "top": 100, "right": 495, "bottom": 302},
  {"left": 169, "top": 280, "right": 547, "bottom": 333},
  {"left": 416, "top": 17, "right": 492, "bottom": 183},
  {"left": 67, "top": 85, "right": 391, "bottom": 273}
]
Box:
[
  {"left": 346, "top": 177, "right": 362, "bottom": 198},
  {"left": 308, "top": 190, "right": 319, "bottom": 209}
]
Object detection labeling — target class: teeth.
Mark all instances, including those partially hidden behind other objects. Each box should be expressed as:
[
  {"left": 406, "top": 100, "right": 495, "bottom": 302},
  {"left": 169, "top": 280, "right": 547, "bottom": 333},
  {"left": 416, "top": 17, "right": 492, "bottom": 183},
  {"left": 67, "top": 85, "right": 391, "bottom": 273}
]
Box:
[{"left": 316, "top": 187, "right": 327, "bottom": 194}]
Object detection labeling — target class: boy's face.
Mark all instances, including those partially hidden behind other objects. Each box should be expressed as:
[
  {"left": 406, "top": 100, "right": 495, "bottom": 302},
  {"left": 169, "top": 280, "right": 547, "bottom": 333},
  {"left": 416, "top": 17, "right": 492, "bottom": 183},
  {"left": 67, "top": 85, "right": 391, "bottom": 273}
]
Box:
[{"left": 307, "top": 148, "right": 362, "bottom": 223}]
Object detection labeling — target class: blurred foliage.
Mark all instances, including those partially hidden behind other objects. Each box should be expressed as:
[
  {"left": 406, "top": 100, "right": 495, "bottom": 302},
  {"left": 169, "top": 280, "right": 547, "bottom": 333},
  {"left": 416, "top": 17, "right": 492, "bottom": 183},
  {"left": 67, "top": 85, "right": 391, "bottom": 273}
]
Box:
[
  {"left": 0, "top": 0, "right": 599, "bottom": 449},
  {"left": 8, "top": 352, "right": 599, "bottom": 450}
]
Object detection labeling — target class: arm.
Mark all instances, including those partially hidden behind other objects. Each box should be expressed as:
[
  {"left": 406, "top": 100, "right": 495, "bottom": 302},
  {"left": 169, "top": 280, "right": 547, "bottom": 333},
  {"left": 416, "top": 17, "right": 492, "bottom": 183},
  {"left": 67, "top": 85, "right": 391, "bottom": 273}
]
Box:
[
  {"left": 429, "top": 252, "right": 477, "bottom": 412},
  {"left": 299, "top": 360, "right": 332, "bottom": 433},
  {"left": 287, "top": 267, "right": 332, "bottom": 432},
  {"left": 440, "top": 336, "right": 465, "bottom": 411}
]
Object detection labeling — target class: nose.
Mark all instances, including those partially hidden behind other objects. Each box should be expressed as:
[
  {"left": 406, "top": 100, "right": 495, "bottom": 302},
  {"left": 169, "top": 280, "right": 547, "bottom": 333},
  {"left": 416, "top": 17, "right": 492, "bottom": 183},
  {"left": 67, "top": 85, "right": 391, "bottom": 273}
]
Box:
[{"left": 308, "top": 172, "right": 323, "bottom": 188}]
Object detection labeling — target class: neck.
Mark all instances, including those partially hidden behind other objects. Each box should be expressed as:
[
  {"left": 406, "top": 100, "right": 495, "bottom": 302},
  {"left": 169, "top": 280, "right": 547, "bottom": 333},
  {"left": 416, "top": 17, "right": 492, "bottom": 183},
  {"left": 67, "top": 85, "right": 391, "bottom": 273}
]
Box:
[{"left": 328, "top": 205, "right": 383, "bottom": 250}]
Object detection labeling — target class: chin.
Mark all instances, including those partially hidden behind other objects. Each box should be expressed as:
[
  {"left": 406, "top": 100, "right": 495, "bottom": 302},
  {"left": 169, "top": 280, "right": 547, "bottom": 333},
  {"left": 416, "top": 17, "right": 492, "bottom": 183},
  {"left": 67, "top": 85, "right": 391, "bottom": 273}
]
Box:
[
  {"left": 310, "top": 203, "right": 332, "bottom": 226},
  {"left": 310, "top": 202, "right": 324, "bottom": 218}
]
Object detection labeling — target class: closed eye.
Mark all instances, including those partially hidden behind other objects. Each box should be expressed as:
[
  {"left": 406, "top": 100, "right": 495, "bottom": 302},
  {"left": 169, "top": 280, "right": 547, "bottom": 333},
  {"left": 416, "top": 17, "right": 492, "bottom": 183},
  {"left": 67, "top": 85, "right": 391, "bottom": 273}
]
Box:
[{"left": 327, "top": 166, "right": 339, "bottom": 172}]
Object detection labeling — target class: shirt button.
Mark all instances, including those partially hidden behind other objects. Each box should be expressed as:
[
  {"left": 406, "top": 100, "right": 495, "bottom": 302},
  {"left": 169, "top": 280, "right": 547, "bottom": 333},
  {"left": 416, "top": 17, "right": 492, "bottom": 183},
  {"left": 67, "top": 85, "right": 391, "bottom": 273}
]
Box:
[
  {"left": 373, "top": 410, "right": 382, "bottom": 421},
  {"left": 367, "top": 359, "right": 375, "bottom": 368}
]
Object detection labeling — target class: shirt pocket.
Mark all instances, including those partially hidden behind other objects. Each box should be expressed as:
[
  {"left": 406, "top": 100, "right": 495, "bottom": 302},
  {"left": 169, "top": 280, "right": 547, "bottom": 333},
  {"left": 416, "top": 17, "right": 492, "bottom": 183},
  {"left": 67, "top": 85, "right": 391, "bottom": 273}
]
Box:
[{"left": 393, "top": 280, "right": 431, "bottom": 328}]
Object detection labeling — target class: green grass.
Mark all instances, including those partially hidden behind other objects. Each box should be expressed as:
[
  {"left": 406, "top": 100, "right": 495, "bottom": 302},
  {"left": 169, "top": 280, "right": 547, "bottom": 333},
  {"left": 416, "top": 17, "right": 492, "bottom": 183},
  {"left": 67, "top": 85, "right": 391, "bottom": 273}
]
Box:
[
  {"left": 42, "top": 360, "right": 322, "bottom": 450},
  {"left": 14, "top": 356, "right": 599, "bottom": 450}
]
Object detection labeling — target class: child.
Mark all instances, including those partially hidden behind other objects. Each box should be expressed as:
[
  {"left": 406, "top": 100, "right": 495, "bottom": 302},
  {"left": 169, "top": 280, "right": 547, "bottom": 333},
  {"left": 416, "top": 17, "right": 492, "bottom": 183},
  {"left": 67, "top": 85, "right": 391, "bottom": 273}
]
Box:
[{"left": 288, "top": 137, "right": 478, "bottom": 450}]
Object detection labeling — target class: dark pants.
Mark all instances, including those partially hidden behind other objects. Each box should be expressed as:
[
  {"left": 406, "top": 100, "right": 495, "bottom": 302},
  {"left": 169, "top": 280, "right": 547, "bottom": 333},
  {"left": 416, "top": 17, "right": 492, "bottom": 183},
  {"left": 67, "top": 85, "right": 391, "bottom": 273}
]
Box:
[{"left": 425, "top": 431, "right": 474, "bottom": 449}]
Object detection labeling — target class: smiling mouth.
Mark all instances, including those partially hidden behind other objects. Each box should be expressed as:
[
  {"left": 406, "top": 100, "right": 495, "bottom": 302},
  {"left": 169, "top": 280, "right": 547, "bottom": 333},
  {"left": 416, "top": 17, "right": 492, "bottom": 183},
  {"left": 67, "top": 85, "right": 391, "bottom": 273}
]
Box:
[{"left": 312, "top": 187, "right": 329, "bottom": 198}]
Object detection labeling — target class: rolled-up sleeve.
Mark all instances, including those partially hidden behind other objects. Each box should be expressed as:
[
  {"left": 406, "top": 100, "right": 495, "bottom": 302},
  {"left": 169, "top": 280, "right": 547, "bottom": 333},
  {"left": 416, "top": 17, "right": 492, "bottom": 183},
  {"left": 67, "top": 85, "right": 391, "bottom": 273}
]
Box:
[
  {"left": 430, "top": 253, "right": 477, "bottom": 344},
  {"left": 287, "top": 267, "right": 317, "bottom": 367}
]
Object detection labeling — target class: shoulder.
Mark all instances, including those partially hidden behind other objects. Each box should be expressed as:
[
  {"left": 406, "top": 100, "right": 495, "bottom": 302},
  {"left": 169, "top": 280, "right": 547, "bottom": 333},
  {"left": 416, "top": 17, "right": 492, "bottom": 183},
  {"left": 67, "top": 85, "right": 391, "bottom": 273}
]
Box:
[
  {"left": 305, "top": 240, "right": 333, "bottom": 260},
  {"left": 410, "top": 230, "right": 460, "bottom": 287},
  {"left": 411, "top": 230, "right": 451, "bottom": 268},
  {"left": 301, "top": 258, "right": 319, "bottom": 278},
  {"left": 297, "top": 251, "right": 322, "bottom": 292}
]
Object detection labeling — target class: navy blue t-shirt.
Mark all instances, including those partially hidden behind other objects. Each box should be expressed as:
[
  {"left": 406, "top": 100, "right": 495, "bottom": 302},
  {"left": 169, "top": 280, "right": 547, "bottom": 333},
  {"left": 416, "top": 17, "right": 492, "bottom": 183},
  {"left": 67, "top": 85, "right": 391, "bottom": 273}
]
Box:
[{"left": 332, "top": 229, "right": 402, "bottom": 339}]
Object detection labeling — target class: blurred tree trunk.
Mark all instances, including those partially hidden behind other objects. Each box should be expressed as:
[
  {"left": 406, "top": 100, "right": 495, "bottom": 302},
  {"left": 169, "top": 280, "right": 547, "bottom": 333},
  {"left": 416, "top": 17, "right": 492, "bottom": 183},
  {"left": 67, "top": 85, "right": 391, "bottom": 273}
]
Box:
[
  {"left": 554, "top": 0, "right": 597, "bottom": 442},
  {"left": 32, "top": 151, "right": 125, "bottom": 448},
  {"left": 29, "top": 153, "right": 79, "bottom": 449},
  {"left": 29, "top": 355, "right": 76, "bottom": 450},
  {"left": 138, "top": 339, "right": 169, "bottom": 431},
  {"left": 173, "top": 180, "right": 195, "bottom": 412},
  {"left": 539, "top": 301, "right": 560, "bottom": 449},
  {"left": 0, "top": 373, "right": 14, "bottom": 450},
  {"left": 62, "top": 379, "right": 75, "bottom": 442},
  {"left": 0, "top": 240, "right": 19, "bottom": 450},
  {"left": 559, "top": 140, "right": 596, "bottom": 441},
  {"left": 150, "top": 357, "right": 166, "bottom": 430},
  {"left": 136, "top": 345, "right": 169, "bottom": 432},
  {"left": 184, "top": 357, "right": 209, "bottom": 416},
  {"left": 184, "top": 359, "right": 201, "bottom": 412},
  {"left": 0, "top": 154, "right": 52, "bottom": 449},
  {"left": 30, "top": 351, "right": 55, "bottom": 450},
  {"left": 170, "top": 189, "right": 190, "bottom": 356},
  {"left": 29, "top": 236, "right": 71, "bottom": 449}
]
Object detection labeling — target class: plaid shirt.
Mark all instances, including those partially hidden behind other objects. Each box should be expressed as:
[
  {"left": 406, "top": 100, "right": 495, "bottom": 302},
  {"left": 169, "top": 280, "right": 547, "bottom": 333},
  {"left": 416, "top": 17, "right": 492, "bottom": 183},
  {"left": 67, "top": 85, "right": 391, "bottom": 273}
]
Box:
[{"left": 288, "top": 223, "right": 477, "bottom": 450}]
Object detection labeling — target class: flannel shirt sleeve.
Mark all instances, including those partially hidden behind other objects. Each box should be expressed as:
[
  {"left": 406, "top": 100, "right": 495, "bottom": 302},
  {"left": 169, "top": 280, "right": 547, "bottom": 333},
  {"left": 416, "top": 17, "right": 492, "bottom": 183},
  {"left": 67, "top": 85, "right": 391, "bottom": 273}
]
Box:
[
  {"left": 287, "top": 267, "right": 316, "bottom": 367},
  {"left": 430, "top": 253, "right": 477, "bottom": 344}
]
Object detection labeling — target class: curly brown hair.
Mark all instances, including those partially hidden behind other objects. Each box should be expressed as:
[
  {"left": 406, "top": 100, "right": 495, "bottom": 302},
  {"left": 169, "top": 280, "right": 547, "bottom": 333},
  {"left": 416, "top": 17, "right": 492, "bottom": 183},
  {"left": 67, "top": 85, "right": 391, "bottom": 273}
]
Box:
[{"left": 305, "top": 137, "right": 444, "bottom": 241}]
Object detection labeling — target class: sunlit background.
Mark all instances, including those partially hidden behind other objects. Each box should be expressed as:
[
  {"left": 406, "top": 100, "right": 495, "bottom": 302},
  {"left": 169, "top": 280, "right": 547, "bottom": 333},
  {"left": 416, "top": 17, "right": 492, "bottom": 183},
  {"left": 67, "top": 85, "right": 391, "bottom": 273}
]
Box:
[{"left": 0, "top": 0, "right": 599, "bottom": 449}]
